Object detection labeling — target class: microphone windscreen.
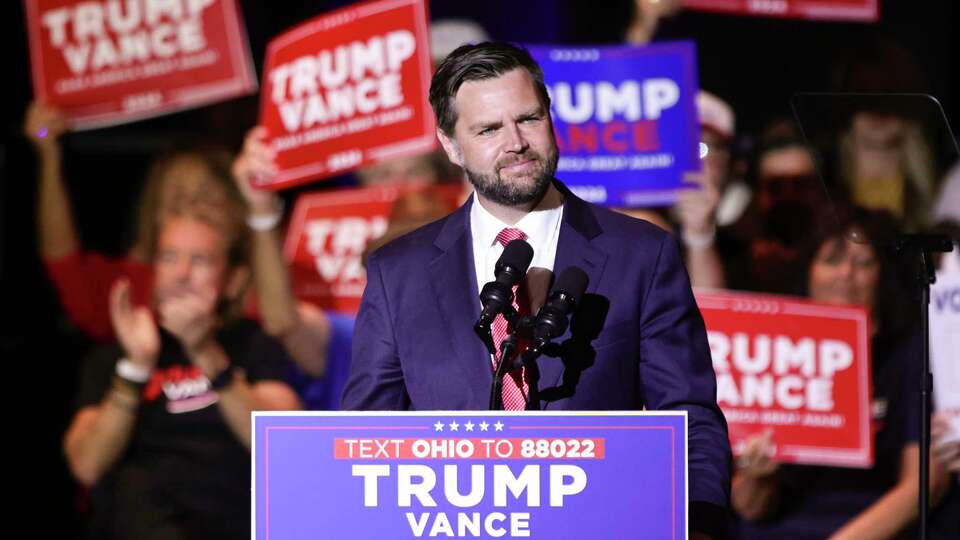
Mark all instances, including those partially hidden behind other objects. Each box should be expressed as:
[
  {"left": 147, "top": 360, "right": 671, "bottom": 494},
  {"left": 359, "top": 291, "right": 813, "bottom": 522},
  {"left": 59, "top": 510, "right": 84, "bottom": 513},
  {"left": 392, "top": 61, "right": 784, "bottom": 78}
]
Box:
[
  {"left": 499, "top": 239, "right": 534, "bottom": 275},
  {"left": 553, "top": 266, "right": 588, "bottom": 301}
]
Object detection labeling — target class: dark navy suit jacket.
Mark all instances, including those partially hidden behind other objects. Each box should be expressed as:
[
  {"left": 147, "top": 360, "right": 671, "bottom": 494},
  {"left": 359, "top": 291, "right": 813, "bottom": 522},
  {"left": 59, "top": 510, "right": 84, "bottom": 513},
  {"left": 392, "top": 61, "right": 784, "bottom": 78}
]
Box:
[{"left": 342, "top": 181, "right": 731, "bottom": 516}]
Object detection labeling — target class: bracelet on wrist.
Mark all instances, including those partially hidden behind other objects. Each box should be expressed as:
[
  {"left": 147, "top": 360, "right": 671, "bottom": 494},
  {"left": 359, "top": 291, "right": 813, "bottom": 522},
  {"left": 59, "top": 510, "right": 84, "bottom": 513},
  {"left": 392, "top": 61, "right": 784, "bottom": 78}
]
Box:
[
  {"left": 116, "top": 358, "right": 152, "bottom": 384},
  {"left": 682, "top": 225, "right": 716, "bottom": 249},
  {"left": 247, "top": 199, "right": 285, "bottom": 231}
]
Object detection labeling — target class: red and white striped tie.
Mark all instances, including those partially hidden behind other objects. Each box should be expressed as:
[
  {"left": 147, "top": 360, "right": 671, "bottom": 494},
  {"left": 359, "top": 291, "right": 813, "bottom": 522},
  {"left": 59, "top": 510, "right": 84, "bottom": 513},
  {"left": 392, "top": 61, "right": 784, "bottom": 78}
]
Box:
[{"left": 491, "top": 227, "right": 530, "bottom": 410}]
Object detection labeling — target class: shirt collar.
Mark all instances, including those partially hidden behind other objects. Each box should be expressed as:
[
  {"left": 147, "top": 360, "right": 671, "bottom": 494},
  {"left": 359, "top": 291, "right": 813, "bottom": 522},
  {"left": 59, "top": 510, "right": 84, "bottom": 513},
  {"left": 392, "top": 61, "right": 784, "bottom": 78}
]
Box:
[{"left": 469, "top": 191, "right": 563, "bottom": 250}]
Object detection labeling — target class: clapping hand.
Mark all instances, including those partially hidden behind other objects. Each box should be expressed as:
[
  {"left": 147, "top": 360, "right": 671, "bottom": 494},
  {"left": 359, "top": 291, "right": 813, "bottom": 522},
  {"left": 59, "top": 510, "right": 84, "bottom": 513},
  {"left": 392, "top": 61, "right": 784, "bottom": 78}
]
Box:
[{"left": 109, "top": 278, "right": 160, "bottom": 369}]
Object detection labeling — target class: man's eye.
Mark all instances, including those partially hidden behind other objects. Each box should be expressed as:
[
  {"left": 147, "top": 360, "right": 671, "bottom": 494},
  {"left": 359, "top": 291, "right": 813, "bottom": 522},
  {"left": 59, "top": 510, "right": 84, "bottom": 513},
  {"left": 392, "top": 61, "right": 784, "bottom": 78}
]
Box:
[{"left": 478, "top": 127, "right": 495, "bottom": 136}]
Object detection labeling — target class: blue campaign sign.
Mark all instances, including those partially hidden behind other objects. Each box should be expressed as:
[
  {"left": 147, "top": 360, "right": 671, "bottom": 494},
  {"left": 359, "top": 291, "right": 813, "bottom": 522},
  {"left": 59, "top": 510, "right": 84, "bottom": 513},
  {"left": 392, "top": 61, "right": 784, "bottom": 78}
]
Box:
[
  {"left": 527, "top": 42, "right": 701, "bottom": 207},
  {"left": 253, "top": 411, "right": 687, "bottom": 539}
]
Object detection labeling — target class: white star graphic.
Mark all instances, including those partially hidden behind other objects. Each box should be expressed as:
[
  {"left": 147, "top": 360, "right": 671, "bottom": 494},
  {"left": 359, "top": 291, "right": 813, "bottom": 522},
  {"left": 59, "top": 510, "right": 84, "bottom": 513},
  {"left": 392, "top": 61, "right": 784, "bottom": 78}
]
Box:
[
  {"left": 434, "top": 421, "right": 444, "bottom": 432},
  {"left": 479, "top": 421, "right": 490, "bottom": 432},
  {"left": 494, "top": 421, "right": 504, "bottom": 432},
  {"left": 464, "top": 421, "right": 475, "bottom": 432},
  {"left": 449, "top": 421, "right": 460, "bottom": 431}
]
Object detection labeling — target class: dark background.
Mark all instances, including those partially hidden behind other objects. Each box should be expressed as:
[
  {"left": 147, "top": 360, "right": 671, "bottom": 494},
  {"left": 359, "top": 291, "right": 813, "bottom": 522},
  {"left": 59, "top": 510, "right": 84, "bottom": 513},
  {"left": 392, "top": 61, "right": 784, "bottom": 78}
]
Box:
[{"left": 0, "top": 0, "right": 954, "bottom": 533}]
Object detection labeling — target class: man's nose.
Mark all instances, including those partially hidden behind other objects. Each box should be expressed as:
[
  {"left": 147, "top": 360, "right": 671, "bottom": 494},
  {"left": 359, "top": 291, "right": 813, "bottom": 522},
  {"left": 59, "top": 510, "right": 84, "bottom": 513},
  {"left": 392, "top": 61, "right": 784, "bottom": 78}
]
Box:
[{"left": 504, "top": 123, "right": 528, "bottom": 153}]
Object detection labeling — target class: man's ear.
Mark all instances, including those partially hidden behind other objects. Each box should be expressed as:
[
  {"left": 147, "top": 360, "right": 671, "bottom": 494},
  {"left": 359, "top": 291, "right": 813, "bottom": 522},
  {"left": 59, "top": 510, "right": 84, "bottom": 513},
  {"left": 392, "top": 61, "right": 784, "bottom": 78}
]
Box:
[
  {"left": 436, "top": 128, "right": 463, "bottom": 168},
  {"left": 224, "top": 265, "right": 251, "bottom": 301}
]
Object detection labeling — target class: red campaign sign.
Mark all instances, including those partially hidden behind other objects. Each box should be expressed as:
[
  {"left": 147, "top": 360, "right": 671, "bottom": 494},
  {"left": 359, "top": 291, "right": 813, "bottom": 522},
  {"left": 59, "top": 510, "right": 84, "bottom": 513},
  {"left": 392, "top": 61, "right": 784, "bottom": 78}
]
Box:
[
  {"left": 258, "top": 0, "right": 437, "bottom": 190},
  {"left": 681, "top": 0, "right": 878, "bottom": 22},
  {"left": 695, "top": 290, "right": 873, "bottom": 467},
  {"left": 283, "top": 183, "right": 462, "bottom": 314},
  {"left": 25, "top": 0, "right": 257, "bottom": 130}
]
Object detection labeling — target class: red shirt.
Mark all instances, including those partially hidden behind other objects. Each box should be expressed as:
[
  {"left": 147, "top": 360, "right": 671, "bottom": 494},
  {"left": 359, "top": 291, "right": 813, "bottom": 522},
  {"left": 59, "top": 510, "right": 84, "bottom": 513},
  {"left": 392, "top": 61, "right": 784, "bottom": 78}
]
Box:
[{"left": 43, "top": 251, "right": 153, "bottom": 343}]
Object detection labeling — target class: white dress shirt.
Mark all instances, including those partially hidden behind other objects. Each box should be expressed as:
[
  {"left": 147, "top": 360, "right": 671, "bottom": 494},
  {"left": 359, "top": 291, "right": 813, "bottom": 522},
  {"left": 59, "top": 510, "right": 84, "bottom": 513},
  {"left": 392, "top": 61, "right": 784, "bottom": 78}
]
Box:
[{"left": 469, "top": 191, "right": 564, "bottom": 311}]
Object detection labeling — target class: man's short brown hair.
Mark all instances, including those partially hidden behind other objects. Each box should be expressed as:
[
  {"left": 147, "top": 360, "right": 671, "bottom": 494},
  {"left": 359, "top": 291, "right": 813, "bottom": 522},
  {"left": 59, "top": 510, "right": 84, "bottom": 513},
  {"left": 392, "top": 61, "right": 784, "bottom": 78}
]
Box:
[{"left": 429, "top": 41, "right": 551, "bottom": 136}]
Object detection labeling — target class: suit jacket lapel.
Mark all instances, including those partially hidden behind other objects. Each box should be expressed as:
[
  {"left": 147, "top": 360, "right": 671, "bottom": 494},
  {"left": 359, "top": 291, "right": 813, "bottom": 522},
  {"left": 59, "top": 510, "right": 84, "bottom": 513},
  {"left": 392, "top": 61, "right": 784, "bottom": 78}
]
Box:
[
  {"left": 538, "top": 183, "right": 608, "bottom": 408},
  {"left": 427, "top": 197, "right": 493, "bottom": 408}
]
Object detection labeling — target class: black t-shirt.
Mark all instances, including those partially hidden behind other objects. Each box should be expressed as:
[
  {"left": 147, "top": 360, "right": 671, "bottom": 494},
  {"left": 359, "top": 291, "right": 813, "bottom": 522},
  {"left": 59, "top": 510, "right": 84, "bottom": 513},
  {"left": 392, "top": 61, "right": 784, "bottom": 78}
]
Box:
[
  {"left": 75, "top": 318, "right": 290, "bottom": 540},
  {"left": 736, "top": 329, "right": 923, "bottom": 540}
]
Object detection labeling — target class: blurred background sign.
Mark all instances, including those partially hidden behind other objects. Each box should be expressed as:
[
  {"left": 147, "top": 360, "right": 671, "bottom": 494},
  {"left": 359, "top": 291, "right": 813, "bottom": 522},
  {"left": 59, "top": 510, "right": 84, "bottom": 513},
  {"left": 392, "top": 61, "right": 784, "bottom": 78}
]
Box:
[{"left": 25, "top": 0, "right": 257, "bottom": 130}]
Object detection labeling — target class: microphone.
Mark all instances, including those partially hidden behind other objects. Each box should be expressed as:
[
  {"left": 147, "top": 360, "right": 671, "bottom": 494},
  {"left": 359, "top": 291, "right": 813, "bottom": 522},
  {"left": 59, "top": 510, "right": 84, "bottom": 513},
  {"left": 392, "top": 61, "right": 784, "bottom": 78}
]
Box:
[
  {"left": 530, "top": 266, "right": 589, "bottom": 347},
  {"left": 476, "top": 239, "right": 534, "bottom": 329}
]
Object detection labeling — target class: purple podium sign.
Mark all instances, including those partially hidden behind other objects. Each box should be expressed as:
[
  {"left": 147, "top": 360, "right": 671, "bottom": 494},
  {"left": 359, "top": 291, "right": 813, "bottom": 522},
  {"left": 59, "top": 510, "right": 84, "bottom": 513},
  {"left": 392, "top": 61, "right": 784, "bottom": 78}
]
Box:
[{"left": 253, "top": 411, "right": 688, "bottom": 539}]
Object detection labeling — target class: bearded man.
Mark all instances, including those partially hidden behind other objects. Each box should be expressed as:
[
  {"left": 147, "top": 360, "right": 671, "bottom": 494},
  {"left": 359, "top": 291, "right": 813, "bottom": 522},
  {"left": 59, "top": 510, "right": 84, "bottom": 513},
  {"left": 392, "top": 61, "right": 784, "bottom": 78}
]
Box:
[{"left": 342, "top": 41, "right": 730, "bottom": 538}]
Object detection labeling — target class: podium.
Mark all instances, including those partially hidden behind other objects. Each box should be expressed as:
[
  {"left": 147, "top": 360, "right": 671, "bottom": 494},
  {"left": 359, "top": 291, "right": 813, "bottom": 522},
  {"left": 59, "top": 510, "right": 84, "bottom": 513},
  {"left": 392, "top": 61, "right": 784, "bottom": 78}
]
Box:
[{"left": 253, "top": 411, "right": 688, "bottom": 539}]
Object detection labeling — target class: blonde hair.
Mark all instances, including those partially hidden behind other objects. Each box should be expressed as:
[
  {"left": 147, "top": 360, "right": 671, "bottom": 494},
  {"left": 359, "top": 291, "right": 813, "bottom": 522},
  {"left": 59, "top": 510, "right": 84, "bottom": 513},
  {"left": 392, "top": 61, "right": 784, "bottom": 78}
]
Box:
[
  {"left": 136, "top": 146, "right": 249, "bottom": 266},
  {"left": 140, "top": 146, "right": 251, "bottom": 320}
]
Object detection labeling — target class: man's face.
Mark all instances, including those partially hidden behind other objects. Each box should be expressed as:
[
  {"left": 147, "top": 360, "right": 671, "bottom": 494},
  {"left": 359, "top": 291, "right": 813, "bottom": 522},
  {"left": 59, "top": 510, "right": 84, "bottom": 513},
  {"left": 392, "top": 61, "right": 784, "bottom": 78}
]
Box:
[
  {"left": 437, "top": 68, "right": 558, "bottom": 207},
  {"left": 153, "top": 217, "right": 229, "bottom": 308}
]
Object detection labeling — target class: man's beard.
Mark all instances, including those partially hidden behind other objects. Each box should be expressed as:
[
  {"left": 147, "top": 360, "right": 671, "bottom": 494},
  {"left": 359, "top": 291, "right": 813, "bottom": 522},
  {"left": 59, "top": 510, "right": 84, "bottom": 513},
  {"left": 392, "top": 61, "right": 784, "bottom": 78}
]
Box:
[{"left": 464, "top": 147, "right": 558, "bottom": 207}]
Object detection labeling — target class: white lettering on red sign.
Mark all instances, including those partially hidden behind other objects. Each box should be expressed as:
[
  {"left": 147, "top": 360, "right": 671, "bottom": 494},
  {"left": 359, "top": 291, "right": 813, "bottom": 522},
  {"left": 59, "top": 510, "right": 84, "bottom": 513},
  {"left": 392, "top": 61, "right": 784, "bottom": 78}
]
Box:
[
  {"left": 268, "top": 30, "right": 416, "bottom": 132},
  {"left": 708, "top": 331, "right": 854, "bottom": 411},
  {"left": 305, "top": 216, "right": 388, "bottom": 282},
  {"left": 41, "top": 0, "right": 215, "bottom": 75}
]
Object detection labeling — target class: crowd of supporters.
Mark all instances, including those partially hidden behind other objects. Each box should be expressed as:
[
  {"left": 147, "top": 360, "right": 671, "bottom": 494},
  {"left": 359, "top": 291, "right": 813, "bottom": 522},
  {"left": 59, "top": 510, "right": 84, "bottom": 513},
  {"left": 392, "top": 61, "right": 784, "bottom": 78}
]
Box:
[{"left": 12, "top": 3, "right": 959, "bottom": 539}]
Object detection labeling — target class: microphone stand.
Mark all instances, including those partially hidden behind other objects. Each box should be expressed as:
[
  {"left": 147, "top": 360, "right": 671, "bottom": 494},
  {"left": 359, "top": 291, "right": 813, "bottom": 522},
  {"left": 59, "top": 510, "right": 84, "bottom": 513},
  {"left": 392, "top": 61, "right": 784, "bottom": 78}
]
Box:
[
  {"left": 489, "top": 334, "right": 518, "bottom": 410},
  {"left": 487, "top": 309, "right": 539, "bottom": 410},
  {"left": 897, "top": 233, "right": 953, "bottom": 539}
]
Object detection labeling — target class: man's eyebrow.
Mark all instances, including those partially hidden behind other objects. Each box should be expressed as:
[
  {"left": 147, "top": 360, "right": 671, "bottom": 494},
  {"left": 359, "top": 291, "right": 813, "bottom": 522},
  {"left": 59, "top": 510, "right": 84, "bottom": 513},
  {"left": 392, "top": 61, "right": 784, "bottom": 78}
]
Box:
[
  {"left": 516, "top": 106, "right": 545, "bottom": 118},
  {"left": 467, "top": 106, "right": 547, "bottom": 131},
  {"left": 468, "top": 119, "right": 502, "bottom": 132}
]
